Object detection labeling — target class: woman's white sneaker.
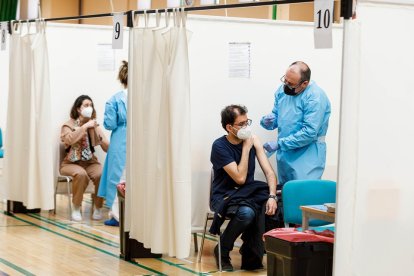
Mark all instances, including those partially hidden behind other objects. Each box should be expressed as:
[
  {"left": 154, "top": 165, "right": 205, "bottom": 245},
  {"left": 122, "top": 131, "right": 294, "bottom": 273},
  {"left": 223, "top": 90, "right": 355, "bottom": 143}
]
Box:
[
  {"left": 92, "top": 208, "right": 103, "bottom": 220},
  {"left": 71, "top": 208, "right": 82, "bottom": 221}
]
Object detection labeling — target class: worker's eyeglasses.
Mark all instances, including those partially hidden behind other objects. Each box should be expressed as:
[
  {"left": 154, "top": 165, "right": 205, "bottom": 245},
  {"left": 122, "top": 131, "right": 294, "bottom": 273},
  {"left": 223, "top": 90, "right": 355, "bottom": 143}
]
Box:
[
  {"left": 280, "top": 75, "right": 304, "bottom": 89},
  {"left": 233, "top": 119, "right": 252, "bottom": 128}
]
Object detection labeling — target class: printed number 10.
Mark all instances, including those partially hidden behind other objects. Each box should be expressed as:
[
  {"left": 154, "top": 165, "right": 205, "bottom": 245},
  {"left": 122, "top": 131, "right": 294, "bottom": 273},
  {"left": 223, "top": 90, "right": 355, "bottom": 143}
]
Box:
[
  {"left": 317, "top": 9, "right": 331, "bottom": 29},
  {"left": 114, "top": 22, "right": 120, "bottom": 39}
]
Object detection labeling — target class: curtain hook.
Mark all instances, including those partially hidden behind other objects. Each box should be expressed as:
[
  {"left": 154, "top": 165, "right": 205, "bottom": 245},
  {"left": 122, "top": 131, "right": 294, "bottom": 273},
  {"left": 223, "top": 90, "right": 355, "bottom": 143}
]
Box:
[
  {"left": 165, "top": 9, "right": 169, "bottom": 27},
  {"left": 35, "top": 18, "right": 39, "bottom": 33},
  {"left": 133, "top": 10, "right": 139, "bottom": 27},
  {"left": 10, "top": 20, "right": 16, "bottom": 34},
  {"left": 26, "top": 19, "right": 31, "bottom": 34},
  {"left": 181, "top": 7, "right": 187, "bottom": 27},
  {"left": 173, "top": 8, "right": 177, "bottom": 27},
  {"left": 155, "top": 9, "right": 160, "bottom": 27}
]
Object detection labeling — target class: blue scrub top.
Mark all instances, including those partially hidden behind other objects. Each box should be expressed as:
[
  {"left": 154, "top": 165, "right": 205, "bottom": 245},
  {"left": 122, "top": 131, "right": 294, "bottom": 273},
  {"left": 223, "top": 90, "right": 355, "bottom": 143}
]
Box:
[
  {"left": 98, "top": 90, "right": 127, "bottom": 207},
  {"left": 261, "top": 81, "right": 331, "bottom": 184}
]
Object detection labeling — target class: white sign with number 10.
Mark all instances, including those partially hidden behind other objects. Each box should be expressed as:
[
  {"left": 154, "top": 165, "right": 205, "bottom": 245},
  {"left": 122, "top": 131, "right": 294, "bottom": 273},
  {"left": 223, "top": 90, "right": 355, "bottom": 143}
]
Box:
[
  {"left": 112, "top": 13, "right": 124, "bottom": 50},
  {"left": 314, "top": 0, "right": 334, "bottom": 49}
]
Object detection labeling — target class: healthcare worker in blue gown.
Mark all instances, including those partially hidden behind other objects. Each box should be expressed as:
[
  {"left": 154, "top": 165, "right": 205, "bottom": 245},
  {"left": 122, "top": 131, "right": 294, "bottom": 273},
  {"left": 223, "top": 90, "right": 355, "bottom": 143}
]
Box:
[
  {"left": 98, "top": 61, "right": 128, "bottom": 226},
  {"left": 261, "top": 61, "right": 331, "bottom": 185}
]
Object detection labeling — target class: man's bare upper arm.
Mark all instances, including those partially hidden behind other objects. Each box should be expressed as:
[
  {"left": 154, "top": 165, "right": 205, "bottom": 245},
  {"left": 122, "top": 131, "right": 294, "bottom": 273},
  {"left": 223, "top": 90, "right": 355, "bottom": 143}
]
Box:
[{"left": 223, "top": 161, "right": 245, "bottom": 185}]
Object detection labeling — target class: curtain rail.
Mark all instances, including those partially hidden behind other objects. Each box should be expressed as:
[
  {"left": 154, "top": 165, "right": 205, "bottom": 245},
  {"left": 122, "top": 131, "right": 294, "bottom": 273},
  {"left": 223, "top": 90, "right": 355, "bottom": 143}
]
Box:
[{"left": 2, "top": 0, "right": 313, "bottom": 25}]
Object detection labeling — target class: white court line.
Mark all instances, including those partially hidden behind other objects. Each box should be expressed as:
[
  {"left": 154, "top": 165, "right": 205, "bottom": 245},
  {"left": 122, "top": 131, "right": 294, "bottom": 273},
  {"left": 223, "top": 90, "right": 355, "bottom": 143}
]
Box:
[
  {"left": 178, "top": 258, "right": 194, "bottom": 264},
  {"left": 77, "top": 224, "right": 120, "bottom": 239}
]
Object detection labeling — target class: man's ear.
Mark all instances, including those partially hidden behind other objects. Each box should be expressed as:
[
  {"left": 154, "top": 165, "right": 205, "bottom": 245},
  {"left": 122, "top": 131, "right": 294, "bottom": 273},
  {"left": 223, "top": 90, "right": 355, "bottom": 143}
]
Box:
[{"left": 225, "top": 124, "right": 232, "bottom": 133}]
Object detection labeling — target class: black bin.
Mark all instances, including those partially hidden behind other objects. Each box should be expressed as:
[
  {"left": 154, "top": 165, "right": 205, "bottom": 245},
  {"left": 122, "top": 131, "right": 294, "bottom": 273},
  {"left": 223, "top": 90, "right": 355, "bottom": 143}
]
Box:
[
  {"left": 118, "top": 190, "right": 162, "bottom": 261},
  {"left": 264, "top": 235, "right": 333, "bottom": 276}
]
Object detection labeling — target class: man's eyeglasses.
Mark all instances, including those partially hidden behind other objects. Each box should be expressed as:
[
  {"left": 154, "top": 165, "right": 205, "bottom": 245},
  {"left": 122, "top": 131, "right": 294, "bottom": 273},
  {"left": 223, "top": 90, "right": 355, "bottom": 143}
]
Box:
[
  {"left": 280, "top": 75, "right": 304, "bottom": 89},
  {"left": 233, "top": 119, "right": 252, "bottom": 128}
]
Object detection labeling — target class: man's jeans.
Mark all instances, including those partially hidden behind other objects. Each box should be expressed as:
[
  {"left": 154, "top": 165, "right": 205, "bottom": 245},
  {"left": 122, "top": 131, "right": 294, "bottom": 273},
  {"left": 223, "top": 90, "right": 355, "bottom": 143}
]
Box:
[{"left": 219, "top": 205, "right": 255, "bottom": 257}]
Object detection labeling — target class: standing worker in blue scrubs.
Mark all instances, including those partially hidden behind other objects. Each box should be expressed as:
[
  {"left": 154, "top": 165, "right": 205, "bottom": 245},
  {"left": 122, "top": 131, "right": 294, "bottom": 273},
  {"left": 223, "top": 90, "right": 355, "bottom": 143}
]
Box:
[
  {"left": 98, "top": 61, "right": 128, "bottom": 226},
  {"left": 261, "top": 61, "right": 331, "bottom": 185}
]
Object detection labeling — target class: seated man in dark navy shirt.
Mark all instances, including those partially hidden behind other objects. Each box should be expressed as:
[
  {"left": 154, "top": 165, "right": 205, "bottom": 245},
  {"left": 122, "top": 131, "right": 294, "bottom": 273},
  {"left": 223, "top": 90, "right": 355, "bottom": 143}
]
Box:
[{"left": 210, "top": 104, "right": 278, "bottom": 271}]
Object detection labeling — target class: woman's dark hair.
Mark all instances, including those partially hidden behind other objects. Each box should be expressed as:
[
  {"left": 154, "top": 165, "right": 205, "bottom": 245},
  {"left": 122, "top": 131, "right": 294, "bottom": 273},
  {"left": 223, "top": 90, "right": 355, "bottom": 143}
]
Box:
[
  {"left": 70, "top": 95, "right": 96, "bottom": 120},
  {"left": 221, "top": 104, "right": 248, "bottom": 131},
  {"left": 118, "top": 60, "right": 128, "bottom": 88}
]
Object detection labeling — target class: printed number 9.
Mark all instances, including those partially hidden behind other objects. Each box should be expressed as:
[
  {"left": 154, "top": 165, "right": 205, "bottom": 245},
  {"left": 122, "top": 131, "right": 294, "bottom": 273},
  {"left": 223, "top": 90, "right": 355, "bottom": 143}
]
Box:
[{"left": 114, "top": 22, "right": 120, "bottom": 39}]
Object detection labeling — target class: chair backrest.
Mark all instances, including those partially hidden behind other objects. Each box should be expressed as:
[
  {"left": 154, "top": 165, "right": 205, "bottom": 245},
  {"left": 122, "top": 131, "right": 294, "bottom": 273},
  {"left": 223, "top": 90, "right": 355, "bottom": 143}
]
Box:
[
  {"left": 59, "top": 143, "right": 67, "bottom": 164},
  {"left": 282, "top": 179, "right": 336, "bottom": 226},
  {"left": 208, "top": 168, "right": 214, "bottom": 212}
]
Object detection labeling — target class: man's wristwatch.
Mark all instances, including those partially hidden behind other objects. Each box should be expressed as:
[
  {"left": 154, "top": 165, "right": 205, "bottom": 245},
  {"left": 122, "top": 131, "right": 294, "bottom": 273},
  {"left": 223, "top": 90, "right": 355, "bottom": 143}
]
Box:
[{"left": 269, "top": 194, "right": 277, "bottom": 202}]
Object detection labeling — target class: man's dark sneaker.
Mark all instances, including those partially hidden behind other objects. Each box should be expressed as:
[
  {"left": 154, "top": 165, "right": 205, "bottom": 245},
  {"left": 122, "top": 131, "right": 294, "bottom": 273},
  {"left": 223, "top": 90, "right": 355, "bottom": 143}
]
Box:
[
  {"left": 214, "top": 245, "right": 234, "bottom": 271},
  {"left": 240, "top": 252, "right": 264, "bottom": 271}
]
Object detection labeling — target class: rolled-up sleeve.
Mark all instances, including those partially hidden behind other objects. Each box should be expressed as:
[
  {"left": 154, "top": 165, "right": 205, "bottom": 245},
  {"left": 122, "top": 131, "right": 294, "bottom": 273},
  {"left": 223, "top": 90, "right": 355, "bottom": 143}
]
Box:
[{"left": 60, "top": 125, "right": 86, "bottom": 147}]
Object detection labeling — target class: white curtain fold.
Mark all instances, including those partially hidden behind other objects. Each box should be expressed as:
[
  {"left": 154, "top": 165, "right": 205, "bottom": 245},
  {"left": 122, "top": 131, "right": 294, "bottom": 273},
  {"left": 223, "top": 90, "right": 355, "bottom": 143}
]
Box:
[
  {"left": 334, "top": 3, "right": 414, "bottom": 275},
  {"left": 4, "top": 22, "right": 54, "bottom": 210},
  {"left": 126, "top": 11, "right": 192, "bottom": 258}
]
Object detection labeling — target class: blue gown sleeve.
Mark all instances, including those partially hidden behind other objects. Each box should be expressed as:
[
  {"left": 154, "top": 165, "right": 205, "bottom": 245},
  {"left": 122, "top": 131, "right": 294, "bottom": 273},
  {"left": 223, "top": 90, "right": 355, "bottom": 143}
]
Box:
[
  {"left": 278, "top": 92, "right": 327, "bottom": 151},
  {"left": 103, "top": 96, "right": 118, "bottom": 131},
  {"left": 260, "top": 89, "right": 281, "bottom": 130}
]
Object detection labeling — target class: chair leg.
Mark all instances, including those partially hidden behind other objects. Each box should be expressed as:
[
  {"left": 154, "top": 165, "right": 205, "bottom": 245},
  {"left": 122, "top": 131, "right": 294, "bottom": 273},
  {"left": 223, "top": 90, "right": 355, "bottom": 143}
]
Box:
[
  {"left": 197, "top": 213, "right": 210, "bottom": 263},
  {"left": 193, "top": 233, "right": 198, "bottom": 252},
  {"left": 91, "top": 194, "right": 95, "bottom": 216},
  {"left": 54, "top": 181, "right": 58, "bottom": 214},
  {"left": 218, "top": 232, "right": 222, "bottom": 272},
  {"left": 67, "top": 179, "right": 72, "bottom": 220}
]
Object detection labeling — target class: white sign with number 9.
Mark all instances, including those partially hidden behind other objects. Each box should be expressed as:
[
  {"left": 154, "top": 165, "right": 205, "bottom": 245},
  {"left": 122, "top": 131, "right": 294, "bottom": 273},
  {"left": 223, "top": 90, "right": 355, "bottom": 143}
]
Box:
[{"left": 112, "top": 13, "right": 124, "bottom": 49}]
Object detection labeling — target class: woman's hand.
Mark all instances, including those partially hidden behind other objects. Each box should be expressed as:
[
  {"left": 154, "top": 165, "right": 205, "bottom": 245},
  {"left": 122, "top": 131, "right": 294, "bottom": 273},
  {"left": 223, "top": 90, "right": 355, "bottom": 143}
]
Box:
[{"left": 82, "top": 119, "right": 97, "bottom": 130}]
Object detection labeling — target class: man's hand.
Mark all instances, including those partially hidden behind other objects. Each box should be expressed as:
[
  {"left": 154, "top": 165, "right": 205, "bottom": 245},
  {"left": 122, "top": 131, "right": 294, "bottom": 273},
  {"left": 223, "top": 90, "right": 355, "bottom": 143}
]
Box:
[
  {"left": 243, "top": 136, "right": 254, "bottom": 151},
  {"left": 261, "top": 113, "right": 276, "bottom": 128},
  {"left": 263, "top": 141, "right": 279, "bottom": 153},
  {"left": 265, "top": 197, "right": 278, "bottom": 215}
]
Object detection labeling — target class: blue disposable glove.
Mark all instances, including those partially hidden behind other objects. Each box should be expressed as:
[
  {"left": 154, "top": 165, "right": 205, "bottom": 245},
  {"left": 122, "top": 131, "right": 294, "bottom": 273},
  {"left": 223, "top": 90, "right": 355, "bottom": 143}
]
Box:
[
  {"left": 260, "top": 113, "right": 276, "bottom": 128},
  {"left": 263, "top": 141, "right": 279, "bottom": 153}
]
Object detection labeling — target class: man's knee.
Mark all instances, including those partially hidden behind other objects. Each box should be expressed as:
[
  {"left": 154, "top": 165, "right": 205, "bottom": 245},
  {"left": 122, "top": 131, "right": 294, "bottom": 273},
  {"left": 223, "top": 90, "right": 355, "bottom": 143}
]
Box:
[{"left": 236, "top": 206, "right": 255, "bottom": 225}]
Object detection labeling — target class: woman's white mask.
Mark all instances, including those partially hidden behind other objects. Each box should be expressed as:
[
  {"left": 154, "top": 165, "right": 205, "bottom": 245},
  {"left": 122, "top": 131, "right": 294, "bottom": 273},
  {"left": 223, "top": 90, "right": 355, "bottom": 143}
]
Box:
[{"left": 81, "top": 106, "right": 93, "bottom": 118}]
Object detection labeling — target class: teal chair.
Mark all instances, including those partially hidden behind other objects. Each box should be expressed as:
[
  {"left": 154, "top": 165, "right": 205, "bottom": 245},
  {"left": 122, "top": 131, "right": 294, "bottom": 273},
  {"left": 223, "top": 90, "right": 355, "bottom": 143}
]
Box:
[
  {"left": 0, "top": 128, "right": 3, "bottom": 158},
  {"left": 282, "top": 179, "right": 336, "bottom": 227}
]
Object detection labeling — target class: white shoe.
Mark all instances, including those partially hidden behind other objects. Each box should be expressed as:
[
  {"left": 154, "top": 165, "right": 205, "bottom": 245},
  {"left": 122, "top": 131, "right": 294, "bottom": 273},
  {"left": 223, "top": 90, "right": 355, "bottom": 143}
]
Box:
[
  {"left": 92, "top": 208, "right": 103, "bottom": 220},
  {"left": 71, "top": 208, "right": 82, "bottom": 221}
]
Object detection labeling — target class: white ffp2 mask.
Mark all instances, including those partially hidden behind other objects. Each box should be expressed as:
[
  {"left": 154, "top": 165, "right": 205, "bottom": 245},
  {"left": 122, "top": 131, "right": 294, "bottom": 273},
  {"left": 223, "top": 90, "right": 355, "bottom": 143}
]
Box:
[
  {"left": 81, "top": 106, "right": 93, "bottom": 118},
  {"left": 236, "top": 125, "right": 252, "bottom": 140}
]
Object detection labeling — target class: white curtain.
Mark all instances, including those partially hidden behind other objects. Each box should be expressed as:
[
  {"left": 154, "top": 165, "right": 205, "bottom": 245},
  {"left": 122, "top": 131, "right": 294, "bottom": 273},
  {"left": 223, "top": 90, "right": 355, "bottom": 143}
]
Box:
[
  {"left": 126, "top": 10, "right": 192, "bottom": 258},
  {"left": 334, "top": 2, "right": 414, "bottom": 275},
  {"left": 4, "top": 21, "right": 54, "bottom": 210}
]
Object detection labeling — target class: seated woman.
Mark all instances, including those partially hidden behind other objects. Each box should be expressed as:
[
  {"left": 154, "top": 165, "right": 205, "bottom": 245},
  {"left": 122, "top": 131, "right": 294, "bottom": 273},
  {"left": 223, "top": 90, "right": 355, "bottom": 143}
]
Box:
[{"left": 60, "top": 95, "right": 109, "bottom": 221}]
